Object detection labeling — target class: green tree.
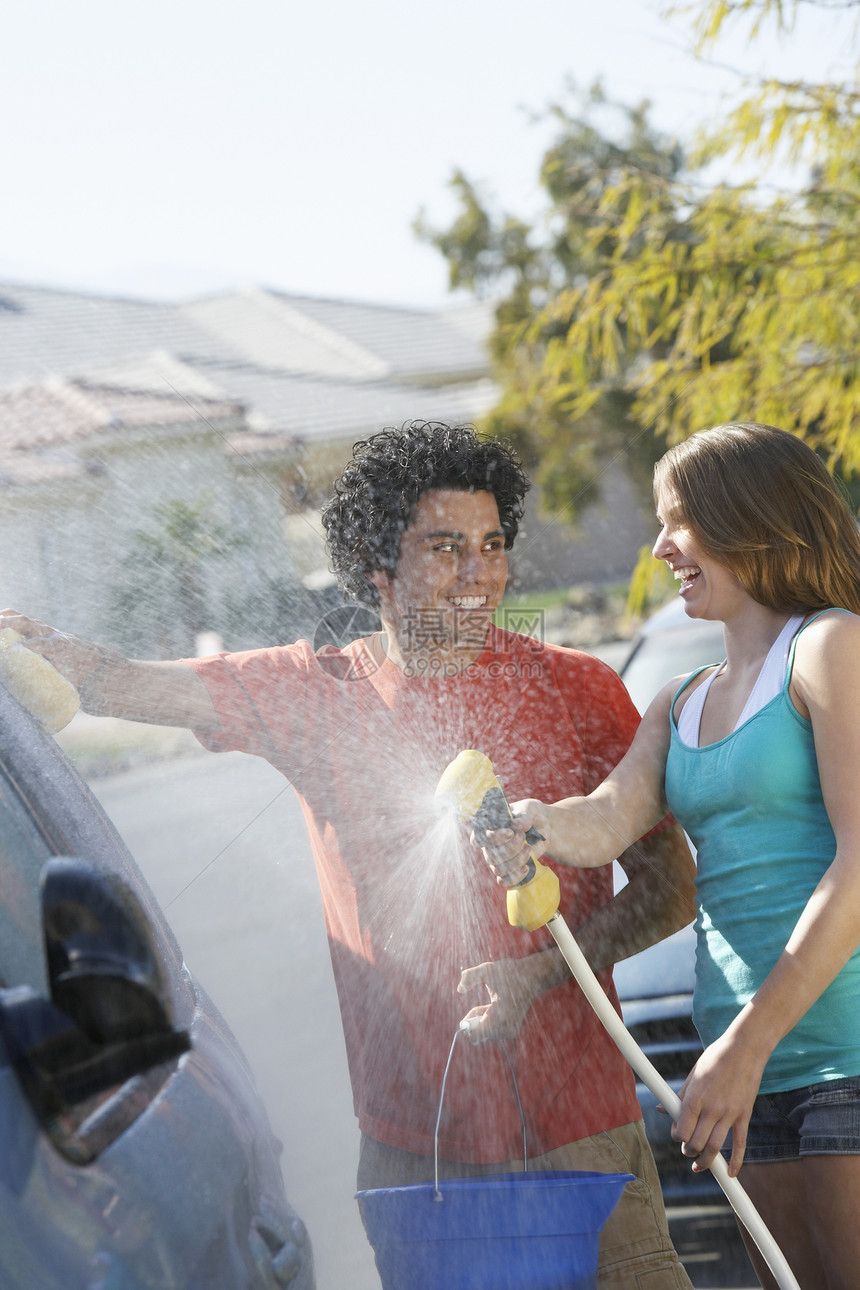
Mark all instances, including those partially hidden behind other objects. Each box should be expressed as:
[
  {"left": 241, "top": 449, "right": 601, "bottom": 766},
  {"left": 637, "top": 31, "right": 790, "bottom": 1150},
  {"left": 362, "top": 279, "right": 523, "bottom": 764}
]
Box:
[
  {"left": 420, "top": 2, "right": 860, "bottom": 523},
  {"left": 107, "top": 493, "right": 310, "bottom": 657},
  {"left": 551, "top": 6, "right": 860, "bottom": 473},
  {"left": 107, "top": 494, "right": 247, "bottom": 657},
  {"left": 417, "top": 85, "right": 686, "bottom": 518}
]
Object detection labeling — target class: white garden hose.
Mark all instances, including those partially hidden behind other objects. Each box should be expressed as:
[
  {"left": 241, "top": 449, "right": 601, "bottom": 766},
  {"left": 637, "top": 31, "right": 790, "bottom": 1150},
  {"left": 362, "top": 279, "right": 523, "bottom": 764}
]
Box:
[{"left": 547, "top": 912, "right": 800, "bottom": 1290}]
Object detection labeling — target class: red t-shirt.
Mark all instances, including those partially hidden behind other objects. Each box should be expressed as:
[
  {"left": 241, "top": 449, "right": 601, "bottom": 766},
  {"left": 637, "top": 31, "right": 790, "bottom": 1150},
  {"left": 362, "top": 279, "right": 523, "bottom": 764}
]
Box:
[{"left": 187, "top": 625, "right": 644, "bottom": 1161}]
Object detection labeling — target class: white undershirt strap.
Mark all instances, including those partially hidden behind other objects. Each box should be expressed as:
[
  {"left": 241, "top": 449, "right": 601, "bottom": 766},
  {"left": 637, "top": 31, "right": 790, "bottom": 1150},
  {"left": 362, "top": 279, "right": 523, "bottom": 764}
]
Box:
[{"left": 677, "top": 615, "right": 805, "bottom": 748}]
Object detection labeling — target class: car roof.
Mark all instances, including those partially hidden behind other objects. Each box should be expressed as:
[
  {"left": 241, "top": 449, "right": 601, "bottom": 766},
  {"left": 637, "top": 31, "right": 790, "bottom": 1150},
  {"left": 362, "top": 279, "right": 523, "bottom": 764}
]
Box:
[{"left": 620, "top": 598, "right": 726, "bottom": 715}]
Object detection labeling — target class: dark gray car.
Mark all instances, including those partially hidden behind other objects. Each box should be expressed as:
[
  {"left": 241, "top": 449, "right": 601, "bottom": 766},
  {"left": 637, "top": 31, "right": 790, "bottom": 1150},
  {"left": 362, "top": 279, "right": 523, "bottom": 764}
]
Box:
[
  {"left": 606, "top": 599, "right": 771, "bottom": 1290},
  {"left": 0, "top": 681, "right": 314, "bottom": 1290},
  {"left": 613, "top": 601, "right": 762, "bottom": 1280},
  {"left": 613, "top": 597, "right": 725, "bottom": 1202}
]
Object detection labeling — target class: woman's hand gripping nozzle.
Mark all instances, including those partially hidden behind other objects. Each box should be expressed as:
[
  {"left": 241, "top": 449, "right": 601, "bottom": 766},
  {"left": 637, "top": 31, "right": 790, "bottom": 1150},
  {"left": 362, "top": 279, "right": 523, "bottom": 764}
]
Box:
[{"left": 434, "top": 750, "right": 560, "bottom": 933}]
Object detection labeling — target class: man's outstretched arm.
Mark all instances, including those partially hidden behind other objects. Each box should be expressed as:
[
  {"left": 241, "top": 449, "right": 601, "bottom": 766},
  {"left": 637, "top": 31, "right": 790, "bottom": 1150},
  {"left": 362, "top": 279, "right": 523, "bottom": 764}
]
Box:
[{"left": 0, "top": 609, "right": 219, "bottom": 731}]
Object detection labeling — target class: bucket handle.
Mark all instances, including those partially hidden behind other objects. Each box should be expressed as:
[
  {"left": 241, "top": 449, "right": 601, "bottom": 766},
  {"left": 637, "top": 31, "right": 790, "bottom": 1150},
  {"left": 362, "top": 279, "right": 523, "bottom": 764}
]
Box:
[{"left": 433, "top": 1026, "right": 528, "bottom": 1198}]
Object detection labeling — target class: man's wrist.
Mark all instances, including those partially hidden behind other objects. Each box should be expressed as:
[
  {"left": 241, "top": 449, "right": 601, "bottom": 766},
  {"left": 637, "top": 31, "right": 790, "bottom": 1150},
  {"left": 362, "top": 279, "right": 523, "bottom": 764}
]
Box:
[{"left": 528, "top": 945, "right": 572, "bottom": 995}]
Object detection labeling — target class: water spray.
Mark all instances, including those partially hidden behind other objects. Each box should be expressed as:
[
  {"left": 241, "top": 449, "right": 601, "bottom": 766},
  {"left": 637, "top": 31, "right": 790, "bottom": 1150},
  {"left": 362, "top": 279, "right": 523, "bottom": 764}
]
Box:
[{"left": 435, "top": 749, "right": 800, "bottom": 1290}]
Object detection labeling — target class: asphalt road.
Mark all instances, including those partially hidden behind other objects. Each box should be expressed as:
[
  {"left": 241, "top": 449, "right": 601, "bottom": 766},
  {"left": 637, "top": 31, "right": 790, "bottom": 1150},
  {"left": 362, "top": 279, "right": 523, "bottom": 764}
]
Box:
[
  {"left": 92, "top": 750, "right": 760, "bottom": 1290},
  {"left": 93, "top": 750, "right": 381, "bottom": 1290}
]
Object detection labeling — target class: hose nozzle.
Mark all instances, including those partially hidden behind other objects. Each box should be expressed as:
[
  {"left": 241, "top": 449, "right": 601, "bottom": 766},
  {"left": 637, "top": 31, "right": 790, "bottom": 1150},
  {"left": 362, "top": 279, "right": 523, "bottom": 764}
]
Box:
[{"left": 435, "top": 750, "right": 560, "bottom": 931}]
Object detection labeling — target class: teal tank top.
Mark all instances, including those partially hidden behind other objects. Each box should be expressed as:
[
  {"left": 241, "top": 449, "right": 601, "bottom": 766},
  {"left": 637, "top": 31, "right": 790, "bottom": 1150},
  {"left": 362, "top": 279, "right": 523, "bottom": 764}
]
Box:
[{"left": 665, "top": 613, "right": 860, "bottom": 1093}]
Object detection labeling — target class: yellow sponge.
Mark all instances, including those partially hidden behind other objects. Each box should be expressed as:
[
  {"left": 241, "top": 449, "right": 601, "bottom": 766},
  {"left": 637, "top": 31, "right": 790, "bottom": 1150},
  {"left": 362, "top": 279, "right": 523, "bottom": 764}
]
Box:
[{"left": 0, "top": 628, "right": 80, "bottom": 733}]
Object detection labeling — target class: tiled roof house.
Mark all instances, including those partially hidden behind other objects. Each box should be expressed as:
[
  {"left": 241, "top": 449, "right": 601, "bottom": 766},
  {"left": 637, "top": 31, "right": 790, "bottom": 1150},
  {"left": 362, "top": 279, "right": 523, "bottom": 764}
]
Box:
[
  {"left": 0, "top": 283, "right": 499, "bottom": 651},
  {"left": 0, "top": 281, "right": 652, "bottom": 653}
]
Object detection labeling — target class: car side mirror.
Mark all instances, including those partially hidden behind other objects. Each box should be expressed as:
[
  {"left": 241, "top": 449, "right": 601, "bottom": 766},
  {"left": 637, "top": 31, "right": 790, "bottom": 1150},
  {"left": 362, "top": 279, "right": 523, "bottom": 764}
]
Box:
[{"left": 0, "top": 857, "right": 190, "bottom": 1161}]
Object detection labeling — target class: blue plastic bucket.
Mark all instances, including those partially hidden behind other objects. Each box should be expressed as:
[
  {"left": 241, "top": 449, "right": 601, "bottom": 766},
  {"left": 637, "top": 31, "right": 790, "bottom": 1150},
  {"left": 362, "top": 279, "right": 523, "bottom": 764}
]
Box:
[{"left": 356, "top": 1169, "right": 633, "bottom": 1290}]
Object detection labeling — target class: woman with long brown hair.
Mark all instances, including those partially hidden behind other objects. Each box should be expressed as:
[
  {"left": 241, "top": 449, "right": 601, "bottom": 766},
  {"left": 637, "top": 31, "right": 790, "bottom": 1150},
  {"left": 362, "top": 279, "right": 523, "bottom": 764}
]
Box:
[{"left": 484, "top": 423, "right": 860, "bottom": 1290}]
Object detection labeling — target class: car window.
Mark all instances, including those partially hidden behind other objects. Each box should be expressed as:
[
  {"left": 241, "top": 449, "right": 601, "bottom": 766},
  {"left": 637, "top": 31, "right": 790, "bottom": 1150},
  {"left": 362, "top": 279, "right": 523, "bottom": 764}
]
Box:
[
  {"left": 0, "top": 686, "right": 191, "bottom": 1027},
  {"left": 0, "top": 700, "right": 197, "bottom": 1164},
  {"left": 0, "top": 773, "right": 52, "bottom": 995}
]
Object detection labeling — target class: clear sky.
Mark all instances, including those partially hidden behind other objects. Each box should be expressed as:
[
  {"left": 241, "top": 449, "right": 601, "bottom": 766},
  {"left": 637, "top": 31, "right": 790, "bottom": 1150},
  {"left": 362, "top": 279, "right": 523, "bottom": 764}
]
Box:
[{"left": 1, "top": 0, "right": 855, "bottom": 307}]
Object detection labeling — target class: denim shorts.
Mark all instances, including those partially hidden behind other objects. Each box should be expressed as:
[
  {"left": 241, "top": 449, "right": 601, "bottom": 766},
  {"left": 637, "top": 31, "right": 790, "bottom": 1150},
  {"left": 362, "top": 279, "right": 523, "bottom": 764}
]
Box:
[{"left": 724, "top": 1076, "right": 860, "bottom": 1163}]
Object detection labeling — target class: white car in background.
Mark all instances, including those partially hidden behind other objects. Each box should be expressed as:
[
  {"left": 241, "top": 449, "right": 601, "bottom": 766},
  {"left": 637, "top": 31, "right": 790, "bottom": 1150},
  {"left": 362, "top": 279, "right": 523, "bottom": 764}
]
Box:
[{"left": 617, "top": 596, "right": 726, "bottom": 718}]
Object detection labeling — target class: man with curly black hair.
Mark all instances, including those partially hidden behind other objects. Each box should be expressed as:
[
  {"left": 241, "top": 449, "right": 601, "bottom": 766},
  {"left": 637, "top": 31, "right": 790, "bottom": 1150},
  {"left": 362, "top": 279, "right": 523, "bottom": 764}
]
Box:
[
  {"left": 2, "top": 421, "right": 695, "bottom": 1288},
  {"left": 322, "top": 421, "right": 528, "bottom": 610}
]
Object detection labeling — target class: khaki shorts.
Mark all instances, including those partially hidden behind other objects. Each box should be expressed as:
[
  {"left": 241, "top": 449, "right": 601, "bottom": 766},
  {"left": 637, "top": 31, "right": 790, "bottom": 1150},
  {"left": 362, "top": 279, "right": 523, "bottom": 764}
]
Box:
[{"left": 357, "top": 1120, "right": 692, "bottom": 1289}]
